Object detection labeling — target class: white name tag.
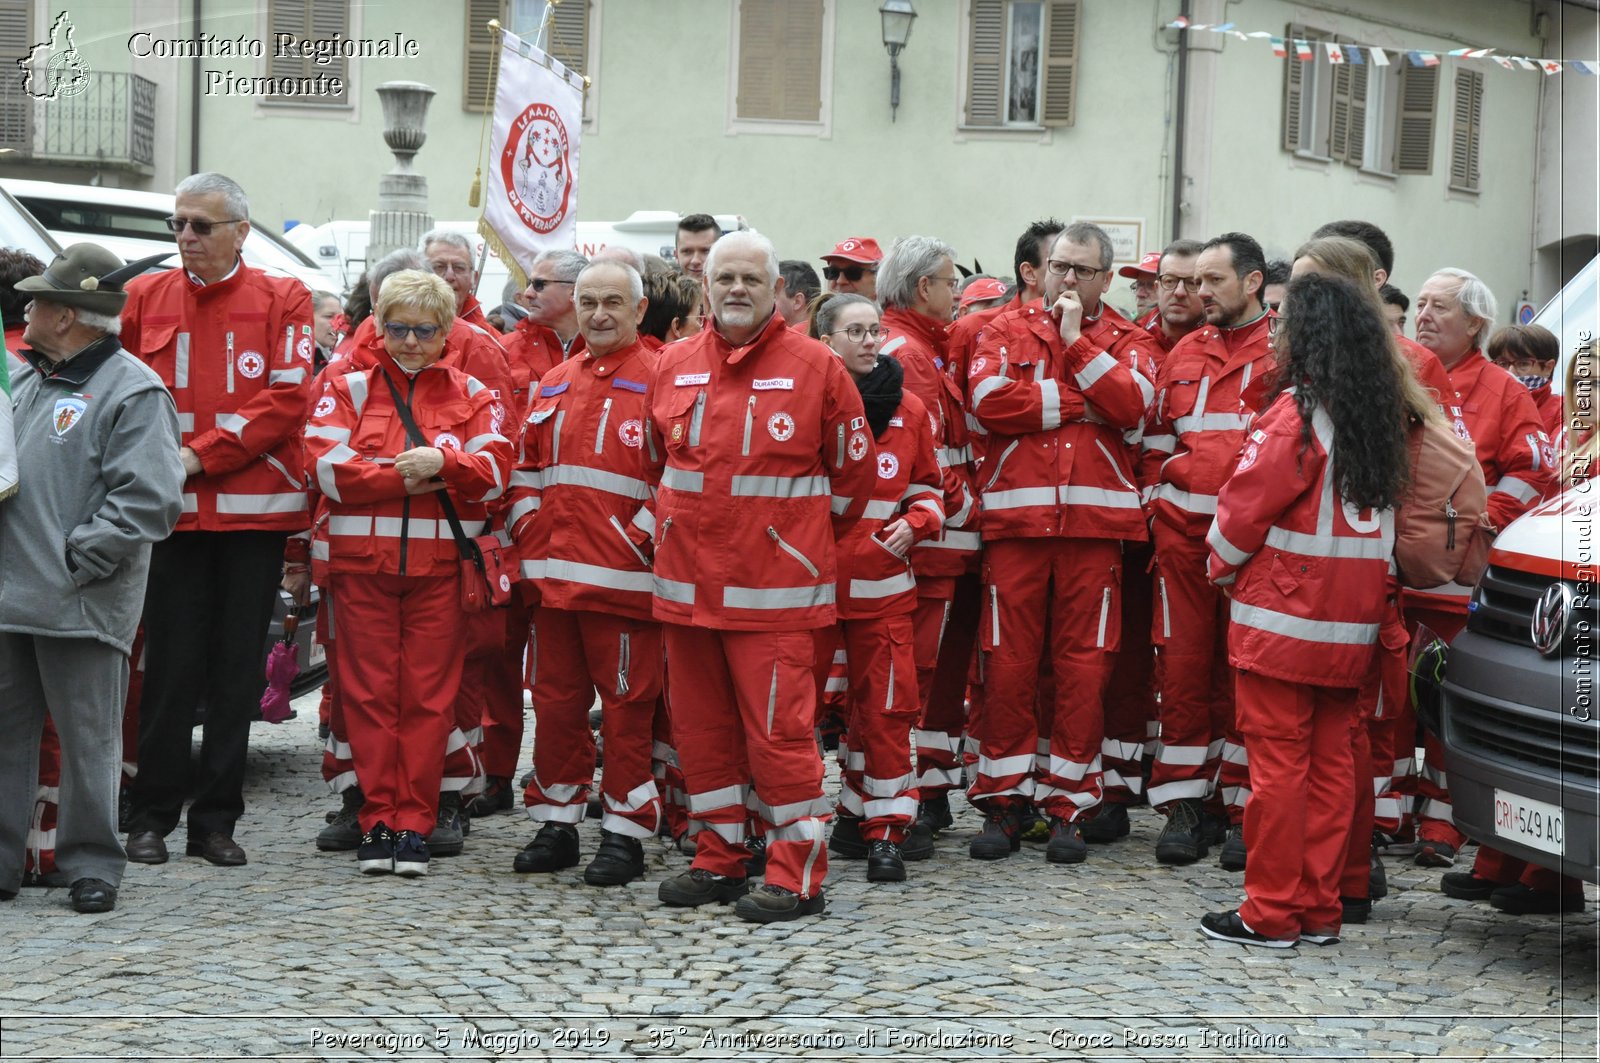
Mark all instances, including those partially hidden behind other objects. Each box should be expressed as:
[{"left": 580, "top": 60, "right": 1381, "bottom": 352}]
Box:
[
  {"left": 753, "top": 378, "right": 794, "bottom": 391},
  {"left": 889, "top": 416, "right": 904, "bottom": 427},
  {"left": 675, "top": 373, "right": 711, "bottom": 387}
]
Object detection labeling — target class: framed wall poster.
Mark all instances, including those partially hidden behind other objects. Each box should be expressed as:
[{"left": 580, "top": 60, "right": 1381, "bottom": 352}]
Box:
[{"left": 1071, "top": 216, "right": 1146, "bottom": 270}]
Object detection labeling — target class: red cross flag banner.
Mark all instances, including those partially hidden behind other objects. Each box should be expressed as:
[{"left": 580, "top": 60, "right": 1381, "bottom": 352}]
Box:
[{"left": 478, "top": 27, "right": 586, "bottom": 290}]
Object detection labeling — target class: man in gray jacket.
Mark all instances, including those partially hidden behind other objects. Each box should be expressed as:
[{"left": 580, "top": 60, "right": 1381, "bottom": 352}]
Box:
[{"left": 0, "top": 243, "right": 185, "bottom": 913}]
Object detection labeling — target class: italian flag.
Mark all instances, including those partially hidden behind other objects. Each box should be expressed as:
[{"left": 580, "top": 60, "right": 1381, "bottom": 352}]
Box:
[{"left": 0, "top": 310, "right": 16, "bottom": 501}]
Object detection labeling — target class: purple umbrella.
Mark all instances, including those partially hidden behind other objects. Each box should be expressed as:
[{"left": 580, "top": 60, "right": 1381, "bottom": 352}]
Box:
[{"left": 259, "top": 606, "right": 300, "bottom": 724}]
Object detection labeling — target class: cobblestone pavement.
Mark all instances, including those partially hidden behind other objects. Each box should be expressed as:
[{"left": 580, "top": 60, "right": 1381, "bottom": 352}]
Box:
[{"left": 2, "top": 691, "right": 1596, "bottom": 1061}]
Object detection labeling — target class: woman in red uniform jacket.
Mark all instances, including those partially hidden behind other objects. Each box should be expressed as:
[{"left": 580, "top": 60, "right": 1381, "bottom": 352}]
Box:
[
  {"left": 302, "top": 271, "right": 513, "bottom": 878},
  {"left": 1201, "top": 273, "right": 1411, "bottom": 948},
  {"left": 808, "top": 295, "right": 945, "bottom": 884}
]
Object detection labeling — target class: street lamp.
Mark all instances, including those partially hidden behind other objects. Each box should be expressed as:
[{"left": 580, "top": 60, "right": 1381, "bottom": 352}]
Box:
[{"left": 880, "top": 0, "right": 916, "bottom": 122}]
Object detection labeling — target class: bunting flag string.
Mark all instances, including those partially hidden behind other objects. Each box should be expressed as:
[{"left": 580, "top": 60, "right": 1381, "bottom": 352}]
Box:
[{"left": 1163, "top": 17, "right": 1596, "bottom": 75}]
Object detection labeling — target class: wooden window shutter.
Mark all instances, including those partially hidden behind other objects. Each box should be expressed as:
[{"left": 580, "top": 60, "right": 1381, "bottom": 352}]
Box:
[
  {"left": 1328, "top": 59, "right": 1352, "bottom": 161},
  {"left": 464, "top": 0, "right": 507, "bottom": 113},
  {"left": 1040, "top": 0, "right": 1080, "bottom": 127},
  {"left": 1280, "top": 22, "right": 1307, "bottom": 152},
  {"left": 965, "top": 0, "right": 1005, "bottom": 126},
  {"left": 1395, "top": 60, "right": 1438, "bottom": 175},
  {"left": 265, "top": 0, "right": 350, "bottom": 104},
  {"left": 548, "top": 0, "right": 588, "bottom": 76},
  {"left": 0, "top": 0, "right": 31, "bottom": 151},
  {"left": 736, "top": 0, "right": 821, "bottom": 122},
  {"left": 1345, "top": 59, "right": 1369, "bottom": 167},
  {"left": 1450, "top": 68, "right": 1484, "bottom": 190}
]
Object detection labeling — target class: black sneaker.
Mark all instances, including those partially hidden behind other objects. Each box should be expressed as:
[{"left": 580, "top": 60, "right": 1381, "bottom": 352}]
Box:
[
  {"left": 512, "top": 822, "right": 581, "bottom": 873},
  {"left": 901, "top": 820, "right": 935, "bottom": 861},
  {"left": 866, "top": 839, "right": 906, "bottom": 883},
  {"left": 1370, "top": 851, "right": 1389, "bottom": 901},
  {"left": 734, "top": 883, "right": 826, "bottom": 923},
  {"left": 583, "top": 830, "right": 646, "bottom": 886},
  {"left": 426, "top": 792, "right": 465, "bottom": 858},
  {"left": 1200, "top": 808, "right": 1229, "bottom": 847},
  {"left": 1340, "top": 896, "right": 1372, "bottom": 924},
  {"left": 1489, "top": 884, "right": 1586, "bottom": 915},
  {"left": 1155, "top": 799, "right": 1208, "bottom": 865},
  {"left": 743, "top": 834, "right": 769, "bottom": 877},
  {"left": 1081, "top": 802, "right": 1130, "bottom": 843},
  {"left": 658, "top": 867, "right": 748, "bottom": 907},
  {"left": 1301, "top": 928, "right": 1341, "bottom": 946},
  {"left": 828, "top": 814, "right": 868, "bottom": 859},
  {"left": 1414, "top": 840, "right": 1457, "bottom": 867},
  {"left": 393, "top": 830, "right": 429, "bottom": 877},
  {"left": 357, "top": 822, "right": 395, "bottom": 875},
  {"left": 1198, "top": 909, "right": 1297, "bottom": 949},
  {"left": 1218, "top": 824, "right": 1247, "bottom": 871},
  {"left": 316, "top": 787, "right": 364, "bottom": 852},
  {"left": 1045, "top": 818, "right": 1087, "bottom": 865},
  {"left": 1441, "top": 871, "right": 1499, "bottom": 901},
  {"left": 915, "top": 792, "right": 954, "bottom": 833},
  {"left": 968, "top": 810, "right": 1021, "bottom": 860},
  {"left": 464, "top": 776, "right": 514, "bottom": 818}
]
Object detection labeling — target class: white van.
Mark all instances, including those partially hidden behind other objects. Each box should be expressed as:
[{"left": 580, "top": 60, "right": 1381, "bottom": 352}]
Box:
[{"left": 282, "top": 211, "right": 748, "bottom": 304}]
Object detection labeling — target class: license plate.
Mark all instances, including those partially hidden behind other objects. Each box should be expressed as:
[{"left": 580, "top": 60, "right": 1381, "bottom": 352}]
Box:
[
  {"left": 1492, "top": 788, "right": 1565, "bottom": 858},
  {"left": 308, "top": 638, "right": 326, "bottom": 667}
]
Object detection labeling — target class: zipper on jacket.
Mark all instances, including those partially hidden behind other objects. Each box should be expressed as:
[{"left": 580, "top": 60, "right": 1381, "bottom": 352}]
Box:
[
  {"left": 550, "top": 410, "right": 565, "bottom": 466},
  {"left": 616, "top": 631, "right": 631, "bottom": 696},
  {"left": 658, "top": 515, "right": 673, "bottom": 548},
  {"left": 768, "top": 526, "right": 819, "bottom": 577},
  {"left": 595, "top": 397, "right": 612, "bottom": 454},
  {"left": 1159, "top": 576, "right": 1172, "bottom": 639},
  {"left": 984, "top": 440, "right": 1019, "bottom": 493},
  {"left": 1445, "top": 499, "right": 1457, "bottom": 550},
  {"left": 1096, "top": 587, "right": 1112, "bottom": 648},
  {"left": 741, "top": 395, "right": 757, "bottom": 456},
  {"left": 689, "top": 391, "right": 706, "bottom": 447},
  {"left": 226, "top": 331, "right": 236, "bottom": 394},
  {"left": 397, "top": 375, "right": 418, "bottom": 576},
  {"left": 835, "top": 424, "right": 846, "bottom": 469},
  {"left": 1095, "top": 439, "right": 1139, "bottom": 493},
  {"left": 989, "top": 585, "right": 1000, "bottom": 647},
  {"left": 609, "top": 514, "right": 651, "bottom": 568}
]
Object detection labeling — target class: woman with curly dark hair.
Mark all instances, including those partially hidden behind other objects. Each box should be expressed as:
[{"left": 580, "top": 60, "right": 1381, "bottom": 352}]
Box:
[{"left": 1198, "top": 272, "right": 1409, "bottom": 949}]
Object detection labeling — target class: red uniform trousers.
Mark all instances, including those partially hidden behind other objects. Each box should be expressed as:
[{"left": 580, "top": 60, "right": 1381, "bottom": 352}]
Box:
[
  {"left": 813, "top": 615, "right": 920, "bottom": 844},
  {"left": 1471, "top": 845, "right": 1586, "bottom": 897},
  {"left": 972, "top": 537, "right": 1120, "bottom": 822},
  {"left": 915, "top": 573, "right": 980, "bottom": 796},
  {"left": 1236, "top": 670, "right": 1360, "bottom": 939},
  {"left": 478, "top": 601, "right": 533, "bottom": 779},
  {"left": 317, "top": 591, "right": 356, "bottom": 793},
  {"left": 1102, "top": 541, "right": 1156, "bottom": 805},
  {"left": 524, "top": 607, "right": 663, "bottom": 839},
  {"left": 1402, "top": 604, "right": 1469, "bottom": 847},
  {"left": 651, "top": 693, "right": 689, "bottom": 840},
  {"left": 331, "top": 573, "right": 464, "bottom": 835},
  {"left": 1338, "top": 712, "right": 1377, "bottom": 902},
  {"left": 1148, "top": 523, "right": 1238, "bottom": 817},
  {"left": 665, "top": 625, "right": 829, "bottom": 898},
  {"left": 449, "top": 610, "right": 503, "bottom": 795},
  {"left": 1362, "top": 602, "right": 1411, "bottom": 836}
]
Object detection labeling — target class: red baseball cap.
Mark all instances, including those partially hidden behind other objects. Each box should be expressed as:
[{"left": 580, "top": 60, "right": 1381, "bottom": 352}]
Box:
[
  {"left": 1117, "top": 250, "right": 1163, "bottom": 280},
  {"left": 959, "top": 277, "right": 1009, "bottom": 308},
  {"left": 822, "top": 237, "right": 883, "bottom": 264}
]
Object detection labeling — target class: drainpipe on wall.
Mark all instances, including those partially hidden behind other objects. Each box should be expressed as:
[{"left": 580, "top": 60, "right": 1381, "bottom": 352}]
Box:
[
  {"left": 1170, "top": 0, "right": 1191, "bottom": 240},
  {"left": 189, "top": 0, "right": 202, "bottom": 176}
]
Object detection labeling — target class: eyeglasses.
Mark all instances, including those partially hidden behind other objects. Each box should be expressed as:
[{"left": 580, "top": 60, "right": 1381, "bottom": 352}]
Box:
[
  {"left": 383, "top": 322, "right": 443, "bottom": 342},
  {"left": 526, "top": 278, "right": 575, "bottom": 293},
  {"left": 830, "top": 325, "right": 883, "bottom": 342},
  {"left": 823, "top": 265, "right": 877, "bottom": 282},
  {"left": 930, "top": 274, "right": 960, "bottom": 289},
  {"left": 1157, "top": 274, "right": 1202, "bottom": 292},
  {"left": 1045, "top": 260, "right": 1106, "bottom": 281},
  {"left": 165, "top": 216, "right": 244, "bottom": 236},
  {"left": 1267, "top": 315, "right": 1285, "bottom": 341}
]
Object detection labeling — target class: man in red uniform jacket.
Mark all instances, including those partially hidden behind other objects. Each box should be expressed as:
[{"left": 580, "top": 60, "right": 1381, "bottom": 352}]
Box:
[
  {"left": 641, "top": 232, "right": 875, "bottom": 923},
  {"left": 120, "top": 173, "right": 312, "bottom": 867},
  {"left": 423, "top": 230, "right": 496, "bottom": 334},
  {"left": 966, "top": 221, "right": 1152, "bottom": 864}
]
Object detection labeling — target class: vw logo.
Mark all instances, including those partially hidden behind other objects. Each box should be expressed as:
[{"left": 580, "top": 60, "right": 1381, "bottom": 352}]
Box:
[{"left": 1531, "top": 582, "right": 1573, "bottom": 658}]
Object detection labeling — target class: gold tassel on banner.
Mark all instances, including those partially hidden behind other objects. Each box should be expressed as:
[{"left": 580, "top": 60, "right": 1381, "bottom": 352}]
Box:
[
  {"left": 470, "top": 18, "right": 501, "bottom": 209},
  {"left": 477, "top": 218, "right": 528, "bottom": 292}
]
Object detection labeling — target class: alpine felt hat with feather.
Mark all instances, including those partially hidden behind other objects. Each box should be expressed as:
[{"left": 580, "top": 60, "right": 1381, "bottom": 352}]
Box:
[{"left": 16, "top": 243, "right": 172, "bottom": 315}]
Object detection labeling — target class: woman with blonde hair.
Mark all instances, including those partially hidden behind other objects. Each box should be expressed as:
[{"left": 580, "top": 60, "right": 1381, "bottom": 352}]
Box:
[{"left": 303, "top": 270, "right": 514, "bottom": 877}]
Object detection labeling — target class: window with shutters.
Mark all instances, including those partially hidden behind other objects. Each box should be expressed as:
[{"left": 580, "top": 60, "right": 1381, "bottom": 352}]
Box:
[
  {"left": 1281, "top": 25, "right": 1438, "bottom": 177},
  {"left": 729, "top": 0, "right": 831, "bottom": 133},
  {"left": 465, "top": 0, "right": 598, "bottom": 125},
  {"left": 964, "top": 0, "right": 1079, "bottom": 129},
  {"left": 0, "top": 0, "right": 31, "bottom": 153},
  {"left": 264, "top": 0, "right": 350, "bottom": 107},
  {"left": 1449, "top": 68, "right": 1484, "bottom": 191}
]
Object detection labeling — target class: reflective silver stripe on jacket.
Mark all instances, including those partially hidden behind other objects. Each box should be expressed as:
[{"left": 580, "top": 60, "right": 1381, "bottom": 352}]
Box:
[
  {"left": 1229, "top": 601, "right": 1379, "bottom": 645},
  {"left": 849, "top": 571, "right": 917, "bottom": 599},
  {"left": 214, "top": 492, "right": 305, "bottom": 515},
  {"left": 660, "top": 466, "right": 704, "bottom": 493},
  {"left": 543, "top": 464, "right": 650, "bottom": 499},
  {"left": 730, "top": 474, "right": 831, "bottom": 498},
  {"left": 542, "top": 558, "right": 653, "bottom": 594},
  {"left": 328, "top": 515, "right": 487, "bottom": 539},
  {"left": 723, "top": 583, "right": 836, "bottom": 610}
]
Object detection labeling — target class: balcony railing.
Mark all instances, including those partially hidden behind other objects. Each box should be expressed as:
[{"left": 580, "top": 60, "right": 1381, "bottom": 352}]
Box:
[{"left": 0, "top": 72, "right": 156, "bottom": 173}]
